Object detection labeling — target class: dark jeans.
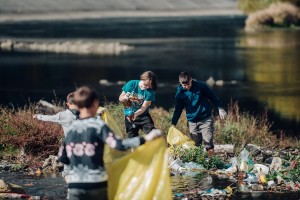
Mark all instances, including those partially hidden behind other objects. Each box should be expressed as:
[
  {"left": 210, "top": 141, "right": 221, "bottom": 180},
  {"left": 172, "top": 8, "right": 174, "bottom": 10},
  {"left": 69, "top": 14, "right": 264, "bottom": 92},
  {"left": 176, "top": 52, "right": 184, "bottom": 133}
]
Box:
[{"left": 125, "top": 113, "right": 155, "bottom": 138}]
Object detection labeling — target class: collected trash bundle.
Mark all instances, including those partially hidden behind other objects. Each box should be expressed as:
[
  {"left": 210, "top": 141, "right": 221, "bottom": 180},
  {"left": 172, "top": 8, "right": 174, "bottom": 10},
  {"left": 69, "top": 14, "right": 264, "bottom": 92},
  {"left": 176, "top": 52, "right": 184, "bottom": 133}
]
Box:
[
  {"left": 215, "top": 148, "right": 300, "bottom": 194},
  {"left": 166, "top": 126, "right": 300, "bottom": 199}
]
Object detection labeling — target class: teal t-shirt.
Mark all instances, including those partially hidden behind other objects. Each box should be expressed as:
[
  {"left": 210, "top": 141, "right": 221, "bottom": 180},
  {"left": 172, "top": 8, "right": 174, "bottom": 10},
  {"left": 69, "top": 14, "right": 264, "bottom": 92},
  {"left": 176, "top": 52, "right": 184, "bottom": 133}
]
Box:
[{"left": 122, "top": 80, "right": 155, "bottom": 114}]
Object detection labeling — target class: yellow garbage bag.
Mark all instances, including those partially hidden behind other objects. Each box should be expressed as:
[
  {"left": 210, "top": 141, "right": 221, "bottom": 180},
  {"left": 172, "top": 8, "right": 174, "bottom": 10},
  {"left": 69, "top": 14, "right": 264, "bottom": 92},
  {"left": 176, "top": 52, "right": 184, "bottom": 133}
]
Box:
[
  {"left": 98, "top": 107, "right": 128, "bottom": 165},
  {"left": 99, "top": 107, "right": 124, "bottom": 138},
  {"left": 107, "top": 138, "right": 172, "bottom": 200},
  {"left": 167, "top": 126, "right": 195, "bottom": 148}
]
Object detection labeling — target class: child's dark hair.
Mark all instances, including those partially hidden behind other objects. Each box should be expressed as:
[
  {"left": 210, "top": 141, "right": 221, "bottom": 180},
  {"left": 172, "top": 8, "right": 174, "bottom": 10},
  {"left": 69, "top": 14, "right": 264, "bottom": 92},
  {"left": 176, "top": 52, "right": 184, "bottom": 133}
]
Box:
[{"left": 74, "top": 86, "right": 99, "bottom": 108}]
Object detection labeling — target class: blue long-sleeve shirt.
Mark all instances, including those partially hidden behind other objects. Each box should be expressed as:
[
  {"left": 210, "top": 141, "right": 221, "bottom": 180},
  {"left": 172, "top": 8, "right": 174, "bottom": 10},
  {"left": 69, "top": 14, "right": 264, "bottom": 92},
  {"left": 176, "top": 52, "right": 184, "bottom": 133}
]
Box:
[{"left": 171, "top": 80, "right": 222, "bottom": 125}]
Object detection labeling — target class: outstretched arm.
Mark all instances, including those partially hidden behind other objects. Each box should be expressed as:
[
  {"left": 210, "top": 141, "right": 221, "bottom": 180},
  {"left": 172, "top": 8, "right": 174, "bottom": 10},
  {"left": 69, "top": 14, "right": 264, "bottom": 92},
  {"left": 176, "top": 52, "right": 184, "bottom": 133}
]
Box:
[
  {"left": 33, "top": 113, "right": 61, "bottom": 122},
  {"left": 105, "top": 129, "right": 162, "bottom": 151},
  {"left": 100, "top": 124, "right": 161, "bottom": 151},
  {"left": 171, "top": 98, "right": 184, "bottom": 126},
  {"left": 201, "top": 82, "right": 227, "bottom": 119}
]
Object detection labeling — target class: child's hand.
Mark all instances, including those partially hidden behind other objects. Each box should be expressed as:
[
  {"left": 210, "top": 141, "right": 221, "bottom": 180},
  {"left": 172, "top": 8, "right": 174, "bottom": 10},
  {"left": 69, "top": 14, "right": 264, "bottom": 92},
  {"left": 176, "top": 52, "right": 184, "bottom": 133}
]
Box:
[
  {"left": 33, "top": 114, "right": 38, "bottom": 119},
  {"left": 126, "top": 115, "right": 135, "bottom": 122},
  {"left": 97, "top": 107, "right": 107, "bottom": 115}
]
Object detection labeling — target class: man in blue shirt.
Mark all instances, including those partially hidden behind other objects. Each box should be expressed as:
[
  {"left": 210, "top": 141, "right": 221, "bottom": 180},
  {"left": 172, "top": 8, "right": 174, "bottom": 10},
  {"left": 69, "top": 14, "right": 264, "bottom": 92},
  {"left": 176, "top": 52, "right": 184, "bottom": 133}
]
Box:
[{"left": 171, "top": 71, "right": 227, "bottom": 156}]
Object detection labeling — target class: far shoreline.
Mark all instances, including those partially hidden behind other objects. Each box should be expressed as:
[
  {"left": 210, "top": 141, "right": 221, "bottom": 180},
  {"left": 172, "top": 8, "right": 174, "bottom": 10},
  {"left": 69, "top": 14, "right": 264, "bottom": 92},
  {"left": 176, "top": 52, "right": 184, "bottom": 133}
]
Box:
[{"left": 0, "top": 9, "right": 244, "bottom": 22}]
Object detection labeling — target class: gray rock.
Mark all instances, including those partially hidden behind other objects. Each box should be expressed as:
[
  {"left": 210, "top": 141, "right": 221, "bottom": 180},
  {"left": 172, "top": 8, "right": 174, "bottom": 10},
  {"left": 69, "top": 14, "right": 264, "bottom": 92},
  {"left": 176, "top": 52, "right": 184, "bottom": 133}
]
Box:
[
  {"left": 0, "top": 179, "right": 26, "bottom": 194},
  {"left": 246, "top": 144, "right": 261, "bottom": 155},
  {"left": 42, "top": 155, "right": 64, "bottom": 172}
]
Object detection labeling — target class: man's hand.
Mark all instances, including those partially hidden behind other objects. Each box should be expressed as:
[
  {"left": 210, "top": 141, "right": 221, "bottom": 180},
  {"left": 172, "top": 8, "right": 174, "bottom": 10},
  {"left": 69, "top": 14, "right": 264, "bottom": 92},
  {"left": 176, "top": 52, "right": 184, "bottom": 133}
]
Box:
[
  {"left": 144, "top": 129, "right": 162, "bottom": 141},
  {"left": 218, "top": 108, "right": 227, "bottom": 120}
]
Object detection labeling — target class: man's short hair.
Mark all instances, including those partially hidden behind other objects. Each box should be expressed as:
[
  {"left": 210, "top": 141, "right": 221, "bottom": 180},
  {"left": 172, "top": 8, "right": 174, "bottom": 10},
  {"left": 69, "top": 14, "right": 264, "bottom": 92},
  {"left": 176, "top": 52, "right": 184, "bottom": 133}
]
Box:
[{"left": 179, "top": 71, "right": 192, "bottom": 84}]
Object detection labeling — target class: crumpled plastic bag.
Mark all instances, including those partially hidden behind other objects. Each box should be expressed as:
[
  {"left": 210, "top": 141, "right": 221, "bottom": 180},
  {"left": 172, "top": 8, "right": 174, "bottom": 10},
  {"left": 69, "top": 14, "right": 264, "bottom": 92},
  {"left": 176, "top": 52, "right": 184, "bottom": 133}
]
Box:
[
  {"left": 167, "top": 126, "right": 195, "bottom": 148},
  {"left": 107, "top": 138, "right": 172, "bottom": 200},
  {"left": 98, "top": 107, "right": 172, "bottom": 199}
]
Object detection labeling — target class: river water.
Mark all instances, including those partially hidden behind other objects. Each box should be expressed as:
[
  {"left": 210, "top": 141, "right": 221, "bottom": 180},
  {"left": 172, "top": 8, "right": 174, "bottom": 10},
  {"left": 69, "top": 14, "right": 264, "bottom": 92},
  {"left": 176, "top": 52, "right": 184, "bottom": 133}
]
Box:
[
  {"left": 1, "top": 171, "right": 300, "bottom": 199},
  {"left": 0, "top": 15, "right": 299, "bottom": 135}
]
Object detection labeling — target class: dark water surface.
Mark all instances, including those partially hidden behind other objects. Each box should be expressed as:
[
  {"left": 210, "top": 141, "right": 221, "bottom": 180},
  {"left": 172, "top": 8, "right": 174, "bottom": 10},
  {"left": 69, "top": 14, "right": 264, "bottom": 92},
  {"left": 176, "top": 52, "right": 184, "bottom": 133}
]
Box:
[
  {"left": 1, "top": 172, "right": 300, "bottom": 200},
  {"left": 0, "top": 16, "right": 299, "bottom": 134},
  {"left": 0, "top": 172, "right": 67, "bottom": 199}
]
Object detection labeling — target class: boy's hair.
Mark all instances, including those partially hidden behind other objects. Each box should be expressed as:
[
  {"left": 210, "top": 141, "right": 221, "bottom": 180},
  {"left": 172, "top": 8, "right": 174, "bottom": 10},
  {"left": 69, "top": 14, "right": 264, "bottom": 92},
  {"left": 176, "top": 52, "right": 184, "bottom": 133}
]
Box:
[
  {"left": 179, "top": 71, "right": 192, "bottom": 84},
  {"left": 74, "top": 86, "right": 99, "bottom": 108},
  {"left": 66, "top": 92, "right": 75, "bottom": 104},
  {"left": 140, "top": 71, "right": 157, "bottom": 91}
]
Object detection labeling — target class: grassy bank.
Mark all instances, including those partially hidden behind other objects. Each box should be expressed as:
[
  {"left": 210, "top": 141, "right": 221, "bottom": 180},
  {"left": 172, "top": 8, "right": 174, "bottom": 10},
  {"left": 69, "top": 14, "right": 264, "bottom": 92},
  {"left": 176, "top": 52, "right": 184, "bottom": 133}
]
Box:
[{"left": 0, "top": 101, "right": 299, "bottom": 166}]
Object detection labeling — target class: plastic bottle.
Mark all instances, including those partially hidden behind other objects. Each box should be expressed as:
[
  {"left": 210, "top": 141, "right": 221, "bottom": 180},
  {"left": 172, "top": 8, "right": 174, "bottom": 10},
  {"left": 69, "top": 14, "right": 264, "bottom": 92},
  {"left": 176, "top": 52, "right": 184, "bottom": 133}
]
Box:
[
  {"left": 122, "top": 93, "right": 135, "bottom": 127},
  {"left": 207, "top": 175, "right": 213, "bottom": 184},
  {"left": 123, "top": 92, "right": 134, "bottom": 119},
  {"left": 244, "top": 173, "right": 258, "bottom": 183},
  {"left": 240, "top": 148, "right": 249, "bottom": 161},
  {"left": 240, "top": 148, "right": 249, "bottom": 172},
  {"left": 231, "top": 157, "right": 238, "bottom": 170}
]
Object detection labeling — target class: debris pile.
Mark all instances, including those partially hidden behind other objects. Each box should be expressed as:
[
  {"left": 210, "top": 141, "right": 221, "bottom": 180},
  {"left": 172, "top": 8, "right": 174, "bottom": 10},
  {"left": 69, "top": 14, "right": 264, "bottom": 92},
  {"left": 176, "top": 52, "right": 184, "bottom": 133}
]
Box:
[{"left": 167, "top": 126, "right": 300, "bottom": 199}]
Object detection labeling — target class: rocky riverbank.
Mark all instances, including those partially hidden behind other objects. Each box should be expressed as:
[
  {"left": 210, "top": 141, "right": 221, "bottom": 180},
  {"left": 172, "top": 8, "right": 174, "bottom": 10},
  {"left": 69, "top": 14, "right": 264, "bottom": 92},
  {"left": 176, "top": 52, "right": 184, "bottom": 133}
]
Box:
[{"left": 0, "top": 39, "right": 133, "bottom": 55}]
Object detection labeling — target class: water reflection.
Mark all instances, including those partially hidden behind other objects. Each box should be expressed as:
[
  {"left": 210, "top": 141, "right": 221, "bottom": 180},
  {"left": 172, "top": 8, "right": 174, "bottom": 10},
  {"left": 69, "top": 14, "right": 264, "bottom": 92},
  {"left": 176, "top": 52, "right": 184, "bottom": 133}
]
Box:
[
  {"left": 1, "top": 171, "right": 300, "bottom": 199},
  {"left": 240, "top": 30, "right": 300, "bottom": 124},
  {"left": 240, "top": 30, "right": 300, "bottom": 48},
  {"left": 0, "top": 172, "right": 67, "bottom": 199}
]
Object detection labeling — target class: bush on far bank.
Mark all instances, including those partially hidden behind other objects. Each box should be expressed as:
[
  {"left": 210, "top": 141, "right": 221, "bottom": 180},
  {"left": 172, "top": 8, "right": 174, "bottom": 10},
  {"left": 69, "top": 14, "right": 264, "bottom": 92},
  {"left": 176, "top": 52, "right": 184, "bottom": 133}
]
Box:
[{"left": 245, "top": 2, "right": 300, "bottom": 31}]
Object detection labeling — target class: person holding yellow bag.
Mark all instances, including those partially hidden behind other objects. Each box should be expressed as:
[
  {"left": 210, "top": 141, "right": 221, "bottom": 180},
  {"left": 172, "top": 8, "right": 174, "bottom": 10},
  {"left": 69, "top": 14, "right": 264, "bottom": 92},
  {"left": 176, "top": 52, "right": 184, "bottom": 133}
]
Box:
[
  {"left": 171, "top": 71, "right": 227, "bottom": 156},
  {"left": 58, "top": 86, "right": 162, "bottom": 200}
]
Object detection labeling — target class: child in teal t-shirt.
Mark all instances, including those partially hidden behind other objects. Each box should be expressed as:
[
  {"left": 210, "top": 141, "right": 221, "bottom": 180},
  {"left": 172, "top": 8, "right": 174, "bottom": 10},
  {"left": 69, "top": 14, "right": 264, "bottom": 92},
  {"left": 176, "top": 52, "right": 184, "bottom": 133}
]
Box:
[{"left": 119, "top": 71, "right": 157, "bottom": 138}]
